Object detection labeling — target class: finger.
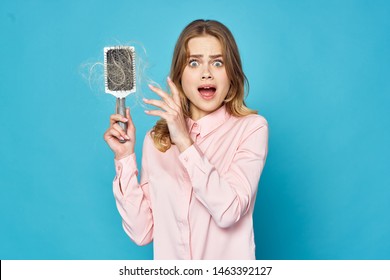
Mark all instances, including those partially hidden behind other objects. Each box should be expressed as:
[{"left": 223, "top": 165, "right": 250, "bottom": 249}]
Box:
[
  {"left": 167, "top": 76, "right": 181, "bottom": 106},
  {"left": 126, "top": 108, "right": 131, "bottom": 122},
  {"left": 113, "top": 123, "right": 130, "bottom": 140},
  {"left": 143, "top": 98, "right": 171, "bottom": 112},
  {"left": 148, "top": 84, "right": 170, "bottom": 100},
  {"left": 148, "top": 84, "right": 178, "bottom": 108},
  {"left": 125, "top": 108, "right": 135, "bottom": 131},
  {"left": 110, "top": 114, "right": 128, "bottom": 126},
  {"left": 105, "top": 127, "right": 126, "bottom": 142},
  {"left": 144, "top": 109, "right": 168, "bottom": 119}
]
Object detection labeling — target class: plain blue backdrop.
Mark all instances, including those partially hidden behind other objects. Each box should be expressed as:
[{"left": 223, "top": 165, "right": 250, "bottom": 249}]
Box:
[{"left": 1, "top": 0, "right": 389, "bottom": 259}]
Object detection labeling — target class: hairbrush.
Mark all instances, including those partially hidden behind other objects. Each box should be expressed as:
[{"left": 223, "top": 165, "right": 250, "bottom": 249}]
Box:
[{"left": 104, "top": 46, "right": 136, "bottom": 143}]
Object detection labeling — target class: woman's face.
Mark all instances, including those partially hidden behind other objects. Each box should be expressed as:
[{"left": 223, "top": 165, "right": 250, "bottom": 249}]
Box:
[{"left": 181, "top": 35, "right": 230, "bottom": 121}]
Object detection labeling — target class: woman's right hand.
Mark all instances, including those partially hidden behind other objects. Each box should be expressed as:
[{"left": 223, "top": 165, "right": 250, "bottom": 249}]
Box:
[{"left": 103, "top": 108, "right": 135, "bottom": 160}]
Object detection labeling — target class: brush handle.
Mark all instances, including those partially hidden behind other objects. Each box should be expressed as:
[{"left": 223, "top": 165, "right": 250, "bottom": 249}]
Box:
[{"left": 116, "top": 98, "right": 127, "bottom": 144}]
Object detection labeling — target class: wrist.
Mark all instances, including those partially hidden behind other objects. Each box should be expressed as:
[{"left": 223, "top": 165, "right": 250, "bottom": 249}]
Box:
[
  {"left": 114, "top": 150, "right": 134, "bottom": 160},
  {"left": 176, "top": 137, "right": 193, "bottom": 153}
]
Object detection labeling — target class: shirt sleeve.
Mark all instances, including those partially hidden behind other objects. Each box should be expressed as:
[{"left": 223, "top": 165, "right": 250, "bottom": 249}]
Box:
[
  {"left": 178, "top": 117, "right": 268, "bottom": 228},
  {"left": 113, "top": 138, "right": 154, "bottom": 245}
]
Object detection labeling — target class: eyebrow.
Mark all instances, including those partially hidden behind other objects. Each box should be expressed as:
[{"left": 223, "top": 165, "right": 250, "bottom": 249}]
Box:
[{"left": 188, "top": 54, "right": 223, "bottom": 59}]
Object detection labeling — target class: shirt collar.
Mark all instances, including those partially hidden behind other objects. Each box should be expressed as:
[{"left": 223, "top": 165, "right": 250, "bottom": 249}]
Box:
[{"left": 186, "top": 105, "right": 230, "bottom": 138}]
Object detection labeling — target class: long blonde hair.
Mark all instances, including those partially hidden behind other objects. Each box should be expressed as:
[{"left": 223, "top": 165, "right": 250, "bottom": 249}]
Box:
[{"left": 151, "top": 19, "right": 257, "bottom": 152}]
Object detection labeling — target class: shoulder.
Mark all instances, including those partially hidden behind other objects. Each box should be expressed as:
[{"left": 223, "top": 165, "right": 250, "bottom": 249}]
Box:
[
  {"left": 225, "top": 113, "right": 268, "bottom": 152},
  {"left": 227, "top": 113, "right": 268, "bottom": 145},
  {"left": 142, "top": 130, "right": 170, "bottom": 154},
  {"left": 140, "top": 130, "right": 157, "bottom": 160},
  {"left": 143, "top": 130, "right": 154, "bottom": 148},
  {"left": 242, "top": 113, "right": 268, "bottom": 126},
  {"left": 230, "top": 113, "right": 268, "bottom": 133}
]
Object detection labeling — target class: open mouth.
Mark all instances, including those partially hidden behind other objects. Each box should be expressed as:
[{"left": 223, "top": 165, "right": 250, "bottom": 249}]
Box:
[{"left": 198, "top": 85, "right": 217, "bottom": 99}]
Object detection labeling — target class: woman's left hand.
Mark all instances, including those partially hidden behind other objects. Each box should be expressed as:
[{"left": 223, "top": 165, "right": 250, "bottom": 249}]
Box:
[{"left": 143, "top": 77, "right": 193, "bottom": 153}]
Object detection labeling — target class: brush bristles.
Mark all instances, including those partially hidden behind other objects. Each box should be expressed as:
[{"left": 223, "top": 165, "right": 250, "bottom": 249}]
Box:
[{"left": 104, "top": 46, "right": 136, "bottom": 95}]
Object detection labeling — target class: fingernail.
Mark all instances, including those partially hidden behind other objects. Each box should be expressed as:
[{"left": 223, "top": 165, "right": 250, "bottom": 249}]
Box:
[
  {"left": 148, "top": 84, "right": 154, "bottom": 88},
  {"left": 167, "top": 76, "right": 172, "bottom": 82},
  {"left": 123, "top": 118, "right": 128, "bottom": 122},
  {"left": 125, "top": 135, "right": 130, "bottom": 140},
  {"left": 143, "top": 98, "right": 148, "bottom": 102},
  {"left": 120, "top": 136, "right": 125, "bottom": 141},
  {"left": 144, "top": 110, "right": 149, "bottom": 113}
]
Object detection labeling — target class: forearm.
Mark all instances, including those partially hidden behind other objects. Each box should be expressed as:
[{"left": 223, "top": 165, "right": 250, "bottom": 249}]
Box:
[
  {"left": 113, "top": 154, "right": 154, "bottom": 245},
  {"left": 179, "top": 144, "right": 263, "bottom": 228},
  {"left": 178, "top": 124, "right": 268, "bottom": 228}
]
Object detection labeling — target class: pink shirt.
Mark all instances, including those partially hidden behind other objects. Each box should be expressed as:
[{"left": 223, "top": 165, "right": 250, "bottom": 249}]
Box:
[{"left": 113, "top": 105, "right": 268, "bottom": 259}]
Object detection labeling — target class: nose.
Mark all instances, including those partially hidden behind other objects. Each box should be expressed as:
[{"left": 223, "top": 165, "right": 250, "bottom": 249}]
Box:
[{"left": 201, "top": 65, "right": 213, "bottom": 80}]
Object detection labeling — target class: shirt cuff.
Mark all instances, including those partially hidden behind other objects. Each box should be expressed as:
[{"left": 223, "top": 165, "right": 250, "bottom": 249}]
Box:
[
  {"left": 178, "top": 143, "right": 211, "bottom": 174},
  {"left": 114, "top": 153, "right": 137, "bottom": 178}
]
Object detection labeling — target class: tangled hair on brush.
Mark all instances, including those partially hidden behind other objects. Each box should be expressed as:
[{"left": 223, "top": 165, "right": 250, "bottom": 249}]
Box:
[{"left": 151, "top": 19, "right": 257, "bottom": 152}]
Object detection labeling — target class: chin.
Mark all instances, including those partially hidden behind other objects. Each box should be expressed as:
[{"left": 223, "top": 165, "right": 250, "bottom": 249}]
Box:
[{"left": 197, "top": 101, "right": 223, "bottom": 112}]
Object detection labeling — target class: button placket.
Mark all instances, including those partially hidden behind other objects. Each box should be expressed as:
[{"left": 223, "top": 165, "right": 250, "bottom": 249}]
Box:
[
  {"left": 178, "top": 189, "right": 192, "bottom": 259},
  {"left": 116, "top": 163, "right": 122, "bottom": 176},
  {"left": 190, "top": 123, "right": 200, "bottom": 143}
]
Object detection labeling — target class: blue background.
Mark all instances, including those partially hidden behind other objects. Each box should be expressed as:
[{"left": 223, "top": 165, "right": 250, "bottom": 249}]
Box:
[{"left": 1, "top": 0, "right": 389, "bottom": 260}]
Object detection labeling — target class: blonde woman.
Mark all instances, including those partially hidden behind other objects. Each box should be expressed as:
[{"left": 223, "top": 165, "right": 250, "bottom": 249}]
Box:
[{"left": 104, "top": 19, "right": 268, "bottom": 259}]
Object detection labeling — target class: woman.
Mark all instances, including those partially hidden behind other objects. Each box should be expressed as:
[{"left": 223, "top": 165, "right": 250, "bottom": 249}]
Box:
[{"left": 104, "top": 19, "right": 268, "bottom": 259}]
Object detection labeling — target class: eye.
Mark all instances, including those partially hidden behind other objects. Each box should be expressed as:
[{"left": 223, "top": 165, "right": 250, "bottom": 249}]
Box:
[
  {"left": 188, "top": 59, "right": 200, "bottom": 68},
  {"left": 212, "top": 59, "right": 224, "bottom": 67}
]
